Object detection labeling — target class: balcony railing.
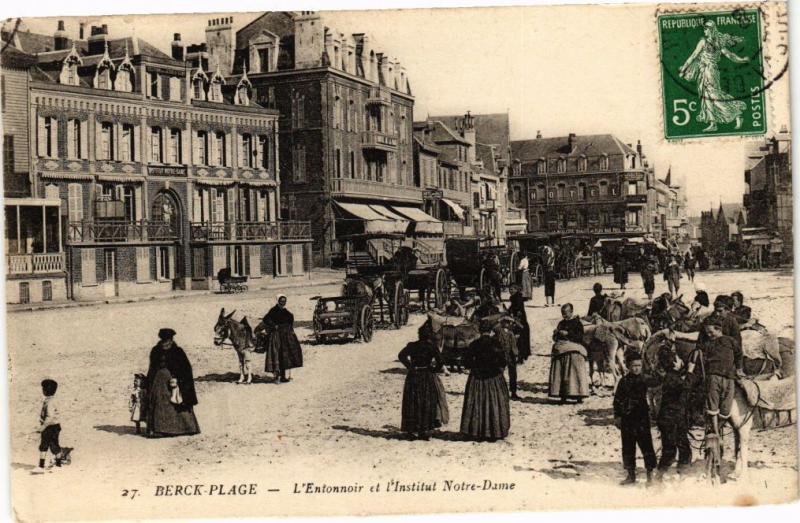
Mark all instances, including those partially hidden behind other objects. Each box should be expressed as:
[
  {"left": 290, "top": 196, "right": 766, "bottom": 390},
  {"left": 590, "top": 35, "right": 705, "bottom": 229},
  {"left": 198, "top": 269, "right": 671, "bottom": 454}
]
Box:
[
  {"left": 366, "top": 86, "right": 391, "bottom": 106},
  {"left": 68, "top": 220, "right": 178, "bottom": 243},
  {"left": 330, "top": 178, "right": 423, "bottom": 203},
  {"left": 361, "top": 130, "right": 398, "bottom": 151},
  {"left": 7, "top": 253, "right": 65, "bottom": 275},
  {"left": 190, "top": 221, "right": 311, "bottom": 242}
]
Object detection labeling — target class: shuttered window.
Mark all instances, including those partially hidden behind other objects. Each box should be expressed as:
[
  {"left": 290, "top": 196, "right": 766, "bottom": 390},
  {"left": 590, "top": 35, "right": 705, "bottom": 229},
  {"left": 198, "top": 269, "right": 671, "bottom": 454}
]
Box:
[
  {"left": 212, "top": 246, "right": 227, "bottom": 274},
  {"left": 249, "top": 245, "right": 261, "bottom": 278},
  {"left": 81, "top": 248, "right": 96, "bottom": 286},
  {"left": 37, "top": 116, "right": 58, "bottom": 158},
  {"left": 67, "top": 184, "right": 83, "bottom": 236},
  {"left": 136, "top": 247, "right": 151, "bottom": 282},
  {"left": 291, "top": 244, "right": 305, "bottom": 275},
  {"left": 192, "top": 247, "right": 206, "bottom": 279}
]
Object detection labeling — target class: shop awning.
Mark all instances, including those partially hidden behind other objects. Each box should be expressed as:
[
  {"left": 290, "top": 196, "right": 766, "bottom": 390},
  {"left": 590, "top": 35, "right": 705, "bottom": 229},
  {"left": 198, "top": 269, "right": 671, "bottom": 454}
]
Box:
[
  {"left": 391, "top": 206, "right": 443, "bottom": 235},
  {"left": 334, "top": 202, "right": 408, "bottom": 235},
  {"left": 441, "top": 198, "right": 466, "bottom": 219}
]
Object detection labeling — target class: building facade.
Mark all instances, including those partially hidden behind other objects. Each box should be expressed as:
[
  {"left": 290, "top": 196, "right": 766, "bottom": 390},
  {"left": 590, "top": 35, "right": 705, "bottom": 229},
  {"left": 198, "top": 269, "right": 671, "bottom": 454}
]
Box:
[
  {"left": 509, "top": 133, "right": 653, "bottom": 236},
  {"left": 3, "top": 40, "right": 69, "bottom": 304},
  {"left": 743, "top": 129, "right": 793, "bottom": 261},
  {"left": 220, "top": 11, "right": 418, "bottom": 266},
  {"left": 5, "top": 21, "right": 310, "bottom": 303},
  {"left": 699, "top": 203, "right": 746, "bottom": 260}
]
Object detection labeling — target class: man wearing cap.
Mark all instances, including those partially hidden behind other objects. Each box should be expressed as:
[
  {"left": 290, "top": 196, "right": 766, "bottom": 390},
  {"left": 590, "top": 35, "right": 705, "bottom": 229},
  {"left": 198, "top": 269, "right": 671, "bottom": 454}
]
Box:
[
  {"left": 697, "top": 295, "right": 743, "bottom": 373},
  {"left": 696, "top": 316, "right": 739, "bottom": 440},
  {"left": 613, "top": 351, "right": 658, "bottom": 485},
  {"left": 587, "top": 283, "right": 607, "bottom": 319}
]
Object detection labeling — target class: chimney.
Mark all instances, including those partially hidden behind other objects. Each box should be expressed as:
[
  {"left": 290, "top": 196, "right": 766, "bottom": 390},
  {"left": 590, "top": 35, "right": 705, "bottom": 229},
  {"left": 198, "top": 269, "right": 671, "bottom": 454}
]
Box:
[
  {"left": 462, "top": 111, "right": 477, "bottom": 164},
  {"left": 205, "top": 16, "right": 234, "bottom": 75},
  {"left": 536, "top": 130, "right": 542, "bottom": 139},
  {"left": 54, "top": 20, "right": 68, "bottom": 51},
  {"left": 88, "top": 24, "right": 108, "bottom": 55},
  {"left": 79, "top": 22, "right": 85, "bottom": 40},
  {"left": 637, "top": 139, "right": 643, "bottom": 157},
  {"left": 171, "top": 33, "right": 184, "bottom": 61},
  {"left": 568, "top": 133, "right": 577, "bottom": 152}
]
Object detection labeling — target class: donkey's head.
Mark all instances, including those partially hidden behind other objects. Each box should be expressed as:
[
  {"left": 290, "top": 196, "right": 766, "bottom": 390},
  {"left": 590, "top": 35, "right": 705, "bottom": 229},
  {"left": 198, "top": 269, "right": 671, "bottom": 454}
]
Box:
[{"left": 213, "top": 308, "right": 236, "bottom": 346}]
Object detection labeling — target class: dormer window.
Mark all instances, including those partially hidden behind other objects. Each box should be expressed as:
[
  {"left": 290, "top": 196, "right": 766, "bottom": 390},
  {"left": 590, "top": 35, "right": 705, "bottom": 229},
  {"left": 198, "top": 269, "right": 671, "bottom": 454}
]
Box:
[
  {"left": 578, "top": 155, "right": 587, "bottom": 172},
  {"left": 600, "top": 154, "right": 609, "bottom": 171},
  {"left": 59, "top": 43, "right": 82, "bottom": 86},
  {"left": 191, "top": 64, "right": 208, "bottom": 101},
  {"left": 235, "top": 68, "right": 252, "bottom": 106},
  {"left": 94, "top": 42, "right": 115, "bottom": 90},
  {"left": 536, "top": 158, "right": 546, "bottom": 175},
  {"left": 209, "top": 65, "right": 225, "bottom": 103},
  {"left": 115, "top": 45, "right": 135, "bottom": 93},
  {"left": 557, "top": 157, "right": 567, "bottom": 173}
]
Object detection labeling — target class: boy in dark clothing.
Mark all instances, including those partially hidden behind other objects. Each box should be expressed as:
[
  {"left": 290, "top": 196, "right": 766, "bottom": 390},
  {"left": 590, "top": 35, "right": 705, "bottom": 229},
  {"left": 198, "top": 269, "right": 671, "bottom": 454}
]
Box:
[
  {"left": 697, "top": 296, "right": 743, "bottom": 364},
  {"left": 654, "top": 350, "right": 693, "bottom": 478},
  {"left": 587, "top": 283, "right": 607, "bottom": 318},
  {"left": 34, "top": 379, "right": 69, "bottom": 474},
  {"left": 613, "top": 352, "right": 657, "bottom": 485},
  {"left": 698, "top": 319, "right": 740, "bottom": 437},
  {"left": 730, "top": 291, "right": 752, "bottom": 325}
]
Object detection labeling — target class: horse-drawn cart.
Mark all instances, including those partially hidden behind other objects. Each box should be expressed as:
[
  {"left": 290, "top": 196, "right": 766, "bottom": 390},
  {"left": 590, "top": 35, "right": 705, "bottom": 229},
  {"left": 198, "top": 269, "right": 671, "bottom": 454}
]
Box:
[
  {"left": 311, "top": 295, "right": 374, "bottom": 343},
  {"left": 445, "top": 237, "right": 519, "bottom": 298}
]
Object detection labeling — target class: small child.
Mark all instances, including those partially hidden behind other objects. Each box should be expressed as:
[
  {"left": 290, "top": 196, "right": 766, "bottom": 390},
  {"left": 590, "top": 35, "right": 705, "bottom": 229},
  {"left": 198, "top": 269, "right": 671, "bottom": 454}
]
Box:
[
  {"left": 613, "top": 352, "right": 657, "bottom": 485},
  {"left": 129, "top": 373, "right": 147, "bottom": 434},
  {"left": 34, "top": 379, "right": 69, "bottom": 474}
]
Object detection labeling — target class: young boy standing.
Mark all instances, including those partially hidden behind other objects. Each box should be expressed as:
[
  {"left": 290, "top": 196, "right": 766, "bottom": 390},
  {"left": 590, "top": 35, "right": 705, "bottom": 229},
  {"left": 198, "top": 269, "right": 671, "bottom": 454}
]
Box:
[
  {"left": 34, "top": 379, "right": 67, "bottom": 474},
  {"left": 613, "top": 352, "right": 657, "bottom": 485}
]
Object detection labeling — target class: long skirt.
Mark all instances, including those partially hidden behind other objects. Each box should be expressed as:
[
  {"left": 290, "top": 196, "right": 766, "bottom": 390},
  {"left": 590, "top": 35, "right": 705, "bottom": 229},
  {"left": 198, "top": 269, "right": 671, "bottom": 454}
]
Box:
[
  {"left": 460, "top": 373, "right": 510, "bottom": 439},
  {"left": 614, "top": 265, "right": 628, "bottom": 285},
  {"left": 548, "top": 351, "right": 590, "bottom": 399},
  {"left": 643, "top": 276, "right": 655, "bottom": 295},
  {"left": 147, "top": 368, "right": 200, "bottom": 436},
  {"left": 544, "top": 271, "right": 556, "bottom": 298},
  {"left": 517, "top": 323, "right": 531, "bottom": 362},
  {"left": 518, "top": 270, "right": 532, "bottom": 300},
  {"left": 264, "top": 325, "right": 303, "bottom": 374},
  {"left": 401, "top": 369, "right": 449, "bottom": 433}
]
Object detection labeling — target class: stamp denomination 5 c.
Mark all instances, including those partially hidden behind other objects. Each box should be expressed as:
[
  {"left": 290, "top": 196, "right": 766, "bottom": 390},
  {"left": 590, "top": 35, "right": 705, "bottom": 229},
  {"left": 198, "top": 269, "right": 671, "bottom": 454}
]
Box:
[{"left": 658, "top": 8, "right": 766, "bottom": 140}]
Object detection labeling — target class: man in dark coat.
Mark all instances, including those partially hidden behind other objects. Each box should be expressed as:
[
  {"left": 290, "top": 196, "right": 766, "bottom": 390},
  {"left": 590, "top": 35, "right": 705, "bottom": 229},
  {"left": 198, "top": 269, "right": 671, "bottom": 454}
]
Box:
[
  {"left": 613, "top": 351, "right": 657, "bottom": 485},
  {"left": 696, "top": 295, "right": 743, "bottom": 371},
  {"left": 654, "top": 350, "right": 695, "bottom": 479},
  {"left": 587, "top": 282, "right": 607, "bottom": 318}
]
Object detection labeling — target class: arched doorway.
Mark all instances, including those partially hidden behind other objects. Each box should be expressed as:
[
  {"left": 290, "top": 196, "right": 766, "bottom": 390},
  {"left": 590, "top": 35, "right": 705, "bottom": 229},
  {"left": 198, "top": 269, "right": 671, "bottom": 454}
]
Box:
[
  {"left": 151, "top": 190, "right": 182, "bottom": 236},
  {"left": 151, "top": 190, "right": 183, "bottom": 289}
]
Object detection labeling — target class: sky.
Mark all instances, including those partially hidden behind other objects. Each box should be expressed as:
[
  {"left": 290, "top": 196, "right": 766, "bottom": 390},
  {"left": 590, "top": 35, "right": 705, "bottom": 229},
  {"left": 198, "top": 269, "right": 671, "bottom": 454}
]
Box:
[{"left": 11, "top": 3, "right": 792, "bottom": 215}]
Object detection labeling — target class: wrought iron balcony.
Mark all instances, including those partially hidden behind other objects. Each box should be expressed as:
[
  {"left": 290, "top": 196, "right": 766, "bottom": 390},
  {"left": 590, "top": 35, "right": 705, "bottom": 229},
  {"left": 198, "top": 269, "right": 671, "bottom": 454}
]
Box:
[
  {"left": 6, "top": 253, "right": 65, "bottom": 275},
  {"left": 68, "top": 220, "right": 178, "bottom": 243},
  {"left": 361, "top": 130, "right": 398, "bottom": 152},
  {"left": 189, "top": 221, "right": 311, "bottom": 242}
]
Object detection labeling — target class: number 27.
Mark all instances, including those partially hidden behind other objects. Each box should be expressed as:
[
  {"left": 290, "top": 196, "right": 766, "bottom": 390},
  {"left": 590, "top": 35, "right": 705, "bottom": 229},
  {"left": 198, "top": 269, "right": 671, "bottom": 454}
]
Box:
[{"left": 121, "top": 489, "right": 139, "bottom": 500}]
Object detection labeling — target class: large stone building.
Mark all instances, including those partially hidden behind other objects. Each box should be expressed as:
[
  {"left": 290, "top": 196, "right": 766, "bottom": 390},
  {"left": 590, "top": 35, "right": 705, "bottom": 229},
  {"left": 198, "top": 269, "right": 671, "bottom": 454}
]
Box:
[
  {"left": 651, "top": 169, "right": 689, "bottom": 247},
  {"left": 508, "top": 133, "right": 653, "bottom": 236},
  {"left": 3, "top": 20, "right": 310, "bottom": 303},
  {"left": 699, "top": 203, "right": 746, "bottom": 260},
  {"left": 217, "top": 11, "right": 418, "bottom": 266},
  {"left": 743, "top": 128, "right": 793, "bottom": 261}
]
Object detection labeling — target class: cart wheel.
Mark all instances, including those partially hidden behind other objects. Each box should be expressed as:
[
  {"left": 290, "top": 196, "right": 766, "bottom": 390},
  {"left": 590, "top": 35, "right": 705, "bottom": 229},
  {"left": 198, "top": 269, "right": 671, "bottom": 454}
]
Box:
[
  {"left": 391, "top": 280, "right": 405, "bottom": 329},
  {"left": 400, "top": 291, "right": 410, "bottom": 326},
  {"left": 479, "top": 268, "right": 486, "bottom": 292},
  {"left": 434, "top": 268, "right": 448, "bottom": 309},
  {"left": 533, "top": 263, "right": 543, "bottom": 287},
  {"left": 313, "top": 317, "right": 324, "bottom": 344},
  {"left": 509, "top": 251, "right": 519, "bottom": 280},
  {"left": 359, "top": 304, "right": 374, "bottom": 342}
]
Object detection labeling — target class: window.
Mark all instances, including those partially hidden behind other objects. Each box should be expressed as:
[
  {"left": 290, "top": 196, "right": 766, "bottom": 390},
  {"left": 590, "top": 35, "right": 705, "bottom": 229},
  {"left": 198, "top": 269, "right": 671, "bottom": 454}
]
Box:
[
  {"left": 557, "top": 158, "right": 567, "bottom": 173},
  {"left": 68, "top": 183, "right": 83, "bottom": 237},
  {"left": 120, "top": 124, "right": 135, "bottom": 162},
  {"left": 104, "top": 249, "right": 116, "bottom": 282},
  {"left": 80, "top": 248, "right": 96, "bottom": 286},
  {"left": 169, "top": 77, "right": 182, "bottom": 101},
  {"left": 214, "top": 131, "right": 226, "bottom": 166},
  {"left": 349, "top": 151, "right": 355, "bottom": 179},
  {"left": 241, "top": 134, "right": 253, "bottom": 168},
  {"left": 66, "top": 119, "right": 81, "bottom": 159},
  {"left": 293, "top": 144, "right": 306, "bottom": 183},
  {"left": 578, "top": 156, "right": 587, "bottom": 172},
  {"left": 627, "top": 181, "right": 637, "bottom": 196},
  {"left": 19, "top": 282, "right": 30, "bottom": 304},
  {"left": 115, "top": 69, "right": 133, "bottom": 92},
  {"left": 258, "top": 135, "right": 269, "bottom": 170},
  {"left": 97, "top": 68, "right": 111, "bottom": 90},
  {"left": 209, "top": 80, "right": 223, "bottom": 102},
  {"left": 611, "top": 184, "right": 619, "bottom": 196},
  {"left": 3, "top": 135, "right": 13, "bottom": 173},
  {"left": 530, "top": 188, "right": 537, "bottom": 202},
  {"left": 569, "top": 187, "right": 576, "bottom": 200},
  {"left": 157, "top": 246, "right": 173, "bottom": 280},
  {"left": 335, "top": 149, "right": 341, "bottom": 178},
  {"left": 536, "top": 159, "right": 546, "bottom": 174},
  {"left": 149, "top": 72, "right": 160, "bottom": 98},
  {"left": 42, "top": 281, "right": 53, "bottom": 301},
  {"left": 292, "top": 92, "right": 305, "bottom": 129},
  {"left": 557, "top": 183, "right": 566, "bottom": 201},
  {"left": 100, "top": 122, "right": 114, "bottom": 161},
  {"left": 37, "top": 116, "right": 58, "bottom": 158},
  {"left": 168, "top": 129, "right": 182, "bottom": 164},
  {"left": 232, "top": 246, "right": 244, "bottom": 276},
  {"left": 193, "top": 80, "right": 205, "bottom": 100},
  {"left": 258, "top": 48, "right": 270, "bottom": 73},
  {"left": 578, "top": 183, "right": 587, "bottom": 200},
  {"left": 195, "top": 131, "right": 208, "bottom": 165},
  {"left": 600, "top": 155, "right": 609, "bottom": 170},
  {"left": 626, "top": 210, "right": 640, "bottom": 226},
  {"left": 150, "top": 127, "right": 163, "bottom": 163},
  {"left": 599, "top": 181, "right": 608, "bottom": 197}
]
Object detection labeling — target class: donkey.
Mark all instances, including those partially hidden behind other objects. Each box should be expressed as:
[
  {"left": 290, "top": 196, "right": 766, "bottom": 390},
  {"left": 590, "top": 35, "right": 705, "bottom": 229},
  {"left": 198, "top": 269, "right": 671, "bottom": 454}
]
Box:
[{"left": 213, "top": 308, "right": 256, "bottom": 384}]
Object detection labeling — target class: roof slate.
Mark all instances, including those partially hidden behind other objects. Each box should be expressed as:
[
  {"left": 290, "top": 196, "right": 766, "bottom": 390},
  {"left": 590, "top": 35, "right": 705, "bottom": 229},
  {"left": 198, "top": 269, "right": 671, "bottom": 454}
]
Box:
[
  {"left": 430, "top": 113, "right": 510, "bottom": 161},
  {"left": 511, "top": 134, "right": 637, "bottom": 160}
]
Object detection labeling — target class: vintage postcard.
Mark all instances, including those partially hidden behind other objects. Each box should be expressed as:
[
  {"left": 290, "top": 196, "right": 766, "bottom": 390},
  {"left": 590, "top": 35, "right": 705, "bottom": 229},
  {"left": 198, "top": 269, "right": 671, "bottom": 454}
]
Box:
[{"left": 1, "top": 1, "right": 796, "bottom": 521}]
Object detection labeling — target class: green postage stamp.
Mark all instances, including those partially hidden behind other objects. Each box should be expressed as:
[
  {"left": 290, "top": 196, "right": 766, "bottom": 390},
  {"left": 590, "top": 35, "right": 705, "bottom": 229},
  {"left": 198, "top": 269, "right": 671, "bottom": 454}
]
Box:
[{"left": 658, "top": 7, "right": 766, "bottom": 140}]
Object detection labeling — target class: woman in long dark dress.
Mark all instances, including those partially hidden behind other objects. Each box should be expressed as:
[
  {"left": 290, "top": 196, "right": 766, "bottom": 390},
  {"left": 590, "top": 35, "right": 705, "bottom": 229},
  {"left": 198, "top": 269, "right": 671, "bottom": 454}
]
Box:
[
  {"left": 640, "top": 254, "right": 656, "bottom": 301},
  {"left": 508, "top": 284, "right": 531, "bottom": 363},
  {"left": 543, "top": 245, "right": 557, "bottom": 306},
  {"left": 548, "top": 304, "right": 590, "bottom": 404},
  {"left": 146, "top": 328, "right": 200, "bottom": 437},
  {"left": 260, "top": 295, "right": 303, "bottom": 383},
  {"left": 614, "top": 248, "right": 628, "bottom": 289},
  {"left": 398, "top": 323, "right": 449, "bottom": 439},
  {"left": 460, "top": 320, "right": 510, "bottom": 441}
]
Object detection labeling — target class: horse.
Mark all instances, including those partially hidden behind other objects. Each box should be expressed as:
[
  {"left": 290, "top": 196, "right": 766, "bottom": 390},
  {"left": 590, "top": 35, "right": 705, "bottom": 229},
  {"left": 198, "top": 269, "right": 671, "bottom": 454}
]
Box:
[
  {"left": 642, "top": 329, "right": 756, "bottom": 481},
  {"left": 213, "top": 308, "right": 256, "bottom": 384}
]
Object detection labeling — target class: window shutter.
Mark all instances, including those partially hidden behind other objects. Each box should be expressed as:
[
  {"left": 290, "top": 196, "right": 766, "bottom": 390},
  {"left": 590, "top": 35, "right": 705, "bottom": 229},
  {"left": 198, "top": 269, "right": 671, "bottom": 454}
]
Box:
[
  {"left": 268, "top": 191, "right": 276, "bottom": 221},
  {"left": 213, "top": 245, "right": 226, "bottom": 273},
  {"left": 225, "top": 132, "right": 232, "bottom": 166},
  {"left": 179, "top": 129, "right": 186, "bottom": 164},
  {"left": 257, "top": 191, "right": 266, "bottom": 221},
  {"left": 192, "top": 188, "right": 202, "bottom": 222},
  {"left": 168, "top": 246, "right": 176, "bottom": 279},
  {"left": 249, "top": 245, "right": 261, "bottom": 277},
  {"left": 238, "top": 134, "right": 246, "bottom": 168},
  {"left": 112, "top": 123, "right": 119, "bottom": 161},
  {"left": 134, "top": 185, "right": 142, "bottom": 221},
  {"left": 136, "top": 247, "right": 150, "bottom": 282},
  {"left": 238, "top": 188, "right": 246, "bottom": 222},
  {"left": 210, "top": 133, "right": 219, "bottom": 166},
  {"left": 37, "top": 116, "right": 47, "bottom": 157},
  {"left": 210, "top": 188, "right": 219, "bottom": 222},
  {"left": 254, "top": 137, "right": 262, "bottom": 170},
  {"left": 52, "top": 118, "right": 60, "bottom": 157},
  {"left": 279, "top": 245, "right": 288, "bottom": 276},
  {"left": 68, "top": 183, "right": 83, "bottom": 223},
  {"left": 95, "top": 120, "right": 103, "bottom": 159},
  {"left": 162, "top": 76, "right": 170, "bottom": 100},
  {"left": 81, "top": 248, "right": 96, "bottom": 286},
  {"left": 134, "top": 125, "right": 142, "bottom": 162},
  {"left": 80, "top": 120, "right": 89, "bottom": 159},
  {"left": 193, "top": 132, "right": 201, "bottom": 165},
  {"left": 227, "top": 189, "right": 236, "bottom": 222},
  {"left": 292, "top": 244, "right": 304, "bottom": 275},
  {"left": 66, "top": 120, "right": 75, "bottom": 159}
]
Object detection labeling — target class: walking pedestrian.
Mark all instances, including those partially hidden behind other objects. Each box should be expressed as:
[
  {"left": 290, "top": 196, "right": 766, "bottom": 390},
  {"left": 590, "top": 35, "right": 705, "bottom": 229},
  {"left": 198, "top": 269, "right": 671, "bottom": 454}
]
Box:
[
  {"left": 664, "top": 255, "right": 682, "bottom": 296},
  {"left": 640, "top": 254, "right": 657, "bottom": 301},
  {"left": 259, "top": 295, "right": 303, "bottom": 383},
  {"left": 613, "top": 248, "right": 628, "bottom": 290},
  {"left": 517, "top": 255, "right": 532, "bottom": 301},
  {"left": 543, "top": 245, "right": 557, "bottom": 307},
  {"left": 146, "top": 328, "right": 200, "bottom": 437},
  {"left": 398, "top": 323, "right": 449, "bottom": 440},
  {"left": 613, "top": 352, "right": 657, "bottom": 485},
  {"left": 32, "top": 379, "right": 71, "bottom": 474},
  {"left": 460, "top": 320, "right": 511, "bottom": 441},
  {"left": 508, "top": 284, "right": 531, "bottom": 363},
  {"left": 684, "top": 250, "right": 697, "bottom": 282}
]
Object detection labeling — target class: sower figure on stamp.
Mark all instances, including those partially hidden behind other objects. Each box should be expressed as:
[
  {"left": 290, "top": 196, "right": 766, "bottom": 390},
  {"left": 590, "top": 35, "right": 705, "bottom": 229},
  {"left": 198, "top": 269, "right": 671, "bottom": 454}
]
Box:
[{"left": 613, "top": 352, "right": 658, "bottom": 485}]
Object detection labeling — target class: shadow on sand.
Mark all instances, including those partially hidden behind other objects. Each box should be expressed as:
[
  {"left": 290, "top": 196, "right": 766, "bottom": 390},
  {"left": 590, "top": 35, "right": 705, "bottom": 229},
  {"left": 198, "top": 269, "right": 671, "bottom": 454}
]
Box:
[
  {"left": 94, "top": 424, "right": 140, "bottom": 436},
  {"left": 577, "top": 407, "right": 616, "bottom": 427},
  {"left": 332, "top": 424, "right": 465, "bottom": 442},
  {"left": 196, "top": 372, "right": 278, "bottom": 384}
]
